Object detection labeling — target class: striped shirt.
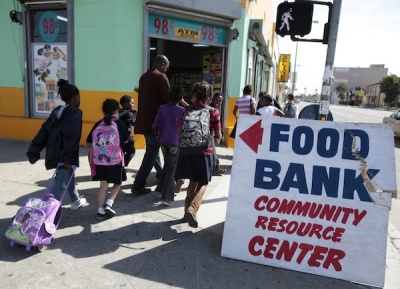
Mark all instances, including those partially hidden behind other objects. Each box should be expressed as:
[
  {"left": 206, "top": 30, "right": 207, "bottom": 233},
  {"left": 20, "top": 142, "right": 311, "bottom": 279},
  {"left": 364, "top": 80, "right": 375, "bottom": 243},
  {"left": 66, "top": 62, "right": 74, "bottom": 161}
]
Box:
[{"left": 235, "top": 95, "right": 256, "bottom": 115}]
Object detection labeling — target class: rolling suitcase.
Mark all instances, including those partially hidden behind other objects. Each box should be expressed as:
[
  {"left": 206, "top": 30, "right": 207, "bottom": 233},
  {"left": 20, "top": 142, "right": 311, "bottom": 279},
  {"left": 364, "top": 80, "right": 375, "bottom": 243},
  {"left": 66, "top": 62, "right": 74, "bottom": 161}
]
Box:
[{"left": 5, "top": 163, "right": 76, "bottom": 251}]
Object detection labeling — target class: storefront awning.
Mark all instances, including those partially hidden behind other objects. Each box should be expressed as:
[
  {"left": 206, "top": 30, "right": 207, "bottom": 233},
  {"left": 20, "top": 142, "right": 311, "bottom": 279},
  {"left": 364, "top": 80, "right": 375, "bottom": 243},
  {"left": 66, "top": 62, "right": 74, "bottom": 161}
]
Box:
[
  {"left": 18, "top": 0, "right": 66, "bottom": 4},
  {"left": 146, "top": 0, "right": 242, "bottom": 24}
]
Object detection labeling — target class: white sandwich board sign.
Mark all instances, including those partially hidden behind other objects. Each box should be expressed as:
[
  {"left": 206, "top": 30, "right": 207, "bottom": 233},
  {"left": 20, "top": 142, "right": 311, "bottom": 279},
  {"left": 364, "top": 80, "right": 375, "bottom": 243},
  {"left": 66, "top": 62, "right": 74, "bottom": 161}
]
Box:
[{"left": 221, "top": 115, "right": 396, "bottom": 287}]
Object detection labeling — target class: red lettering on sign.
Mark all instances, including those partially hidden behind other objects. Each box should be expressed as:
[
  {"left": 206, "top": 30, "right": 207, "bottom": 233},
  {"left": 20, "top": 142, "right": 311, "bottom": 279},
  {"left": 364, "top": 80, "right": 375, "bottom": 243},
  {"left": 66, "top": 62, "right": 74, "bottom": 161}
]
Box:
[
  {"left": 248, "top": 236, "right": 346, "bottom": 271},
  {"left": 154, "top": 17, "right": 169, "bottom": 35}
]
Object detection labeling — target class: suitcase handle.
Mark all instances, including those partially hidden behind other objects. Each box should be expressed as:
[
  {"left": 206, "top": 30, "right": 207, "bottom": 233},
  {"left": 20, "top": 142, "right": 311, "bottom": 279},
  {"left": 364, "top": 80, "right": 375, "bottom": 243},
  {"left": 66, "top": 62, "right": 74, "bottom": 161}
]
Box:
[{"left": 45, "top": 162, "right": 77, "bottom": 199}]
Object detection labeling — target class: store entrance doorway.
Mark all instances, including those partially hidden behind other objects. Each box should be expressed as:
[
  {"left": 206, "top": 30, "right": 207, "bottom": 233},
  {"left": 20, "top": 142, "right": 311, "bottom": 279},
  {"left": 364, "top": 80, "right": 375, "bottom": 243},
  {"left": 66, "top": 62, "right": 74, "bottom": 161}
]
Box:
[{"left": 150, "top": 38, "right": 225, "bottom": 104}]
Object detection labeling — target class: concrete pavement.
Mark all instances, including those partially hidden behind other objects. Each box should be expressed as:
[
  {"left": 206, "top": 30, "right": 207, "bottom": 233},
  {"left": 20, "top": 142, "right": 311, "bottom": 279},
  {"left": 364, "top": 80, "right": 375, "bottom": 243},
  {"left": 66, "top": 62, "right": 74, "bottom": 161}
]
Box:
[{"left": 0, "top": 138, "right": 399, "bottom": 289}]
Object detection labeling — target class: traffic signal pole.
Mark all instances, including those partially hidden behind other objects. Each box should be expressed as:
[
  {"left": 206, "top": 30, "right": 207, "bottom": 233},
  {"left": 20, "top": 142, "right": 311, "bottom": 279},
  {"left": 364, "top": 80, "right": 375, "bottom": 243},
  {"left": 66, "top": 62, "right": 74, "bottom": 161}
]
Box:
[{"left": 319, "top": 0, "right": 342, "bottom": 121}]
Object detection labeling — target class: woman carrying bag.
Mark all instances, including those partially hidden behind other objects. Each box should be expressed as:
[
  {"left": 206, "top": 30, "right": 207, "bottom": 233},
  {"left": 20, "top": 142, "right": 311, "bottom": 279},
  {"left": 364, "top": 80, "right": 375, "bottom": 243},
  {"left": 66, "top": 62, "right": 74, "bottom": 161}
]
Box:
[{"left": 230, "top": 84, "right": 256, "bottom": 138}]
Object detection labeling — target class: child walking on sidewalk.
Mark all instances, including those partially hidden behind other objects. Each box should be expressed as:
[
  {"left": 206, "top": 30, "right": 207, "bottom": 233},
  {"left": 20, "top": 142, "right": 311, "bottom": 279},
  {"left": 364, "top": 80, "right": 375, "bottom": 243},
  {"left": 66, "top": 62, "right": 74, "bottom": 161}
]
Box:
[
  {"left": 152, "top": 85, "right": 185, "bottom": 205},
  {"left": 175, "top": 81, "right": 222, "bottom": 227},
  {"left": 27, "top": 79, "right": 86, "bottom": 211},
  {"left": 86, "top": 99, "right": 129, "bottom": 220},
  {"left": 119, "top": 95, "right": 137, "bottom": 180}
]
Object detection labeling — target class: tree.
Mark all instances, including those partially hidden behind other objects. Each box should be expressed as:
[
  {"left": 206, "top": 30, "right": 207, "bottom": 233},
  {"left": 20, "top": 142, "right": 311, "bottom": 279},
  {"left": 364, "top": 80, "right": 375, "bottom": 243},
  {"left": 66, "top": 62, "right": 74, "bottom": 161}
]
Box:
[
  {"left": 336, "top": 83, "right": 348, "bottom": 101},
  {"left": 380, "top": 74, "right": 400, "bottom": 108}
]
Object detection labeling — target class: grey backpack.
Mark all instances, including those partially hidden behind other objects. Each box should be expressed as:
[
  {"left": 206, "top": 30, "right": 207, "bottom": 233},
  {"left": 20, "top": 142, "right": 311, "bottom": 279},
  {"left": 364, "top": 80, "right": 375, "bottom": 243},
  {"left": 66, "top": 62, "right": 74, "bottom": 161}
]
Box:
[
  {"left": 179, "top": 106, "right": 212, "bottom": 154},
  {"left": 283, "top": 103, "right": 295, "bottom": 118}
]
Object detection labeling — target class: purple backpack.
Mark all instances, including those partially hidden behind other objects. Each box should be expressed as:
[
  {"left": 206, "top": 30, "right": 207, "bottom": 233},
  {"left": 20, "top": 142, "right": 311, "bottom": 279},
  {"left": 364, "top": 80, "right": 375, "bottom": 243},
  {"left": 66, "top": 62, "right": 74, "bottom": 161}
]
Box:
[
  {"left": 5, "top": 195, "right": 62, "bottom": 250},
  {"left": 5, "top": 163, "right": 76, "bottom": 251}
]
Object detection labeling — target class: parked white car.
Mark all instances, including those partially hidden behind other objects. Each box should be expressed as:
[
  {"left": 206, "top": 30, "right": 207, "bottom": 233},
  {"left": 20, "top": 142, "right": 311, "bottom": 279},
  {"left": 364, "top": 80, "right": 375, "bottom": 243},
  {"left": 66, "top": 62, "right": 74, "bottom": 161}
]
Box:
[{"left": 382, "top": 109, "right": 400, "bottom": 137}]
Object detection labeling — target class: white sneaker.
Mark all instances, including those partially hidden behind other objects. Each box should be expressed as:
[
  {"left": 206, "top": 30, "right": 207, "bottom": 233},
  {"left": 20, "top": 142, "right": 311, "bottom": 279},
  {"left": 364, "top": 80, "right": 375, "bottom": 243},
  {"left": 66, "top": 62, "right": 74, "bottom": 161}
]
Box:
[
  {"left": 71, "top": 197, "right": 87, "bottom": 211},
  {"left": 104, "top": 205, "right": 116, "bottom": 217}
]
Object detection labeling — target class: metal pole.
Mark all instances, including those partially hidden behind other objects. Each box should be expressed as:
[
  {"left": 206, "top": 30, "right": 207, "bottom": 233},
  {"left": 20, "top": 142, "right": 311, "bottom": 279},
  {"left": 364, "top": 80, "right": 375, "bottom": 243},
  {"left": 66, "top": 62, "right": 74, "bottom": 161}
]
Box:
[
  {"left": 292, "top": 41, "right": 298, "bottom": 95},
  {"left": 319, "top": 0, "right": 342, "bottom": 120}
]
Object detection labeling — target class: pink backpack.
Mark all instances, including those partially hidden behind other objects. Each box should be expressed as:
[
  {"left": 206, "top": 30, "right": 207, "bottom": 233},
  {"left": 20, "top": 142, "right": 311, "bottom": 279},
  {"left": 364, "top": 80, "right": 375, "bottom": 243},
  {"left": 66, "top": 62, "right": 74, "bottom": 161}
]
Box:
[{"left": 91, "top": 120, "right": 124, "bottom": 166}]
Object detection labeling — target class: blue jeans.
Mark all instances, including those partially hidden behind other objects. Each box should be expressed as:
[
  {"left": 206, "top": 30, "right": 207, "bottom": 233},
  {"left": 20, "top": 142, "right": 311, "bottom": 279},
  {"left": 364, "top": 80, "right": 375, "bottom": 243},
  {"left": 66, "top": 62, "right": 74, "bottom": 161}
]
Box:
[
  {"left": 50, "top": 167, "right": 79, "bottom": 203},
  {"left": 132, "top": 135, "right": 162, "bottom": 190}
]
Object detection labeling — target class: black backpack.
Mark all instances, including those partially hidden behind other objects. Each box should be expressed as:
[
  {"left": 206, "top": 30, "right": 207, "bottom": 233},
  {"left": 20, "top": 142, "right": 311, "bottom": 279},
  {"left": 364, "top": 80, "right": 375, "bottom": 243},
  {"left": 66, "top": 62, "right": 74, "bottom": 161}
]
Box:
[
  {"left": 283, "top": 103, "right": 295, "bottom": 118},
  {"left": 179, "top": 106, "right": 213, "bottom": 154}
]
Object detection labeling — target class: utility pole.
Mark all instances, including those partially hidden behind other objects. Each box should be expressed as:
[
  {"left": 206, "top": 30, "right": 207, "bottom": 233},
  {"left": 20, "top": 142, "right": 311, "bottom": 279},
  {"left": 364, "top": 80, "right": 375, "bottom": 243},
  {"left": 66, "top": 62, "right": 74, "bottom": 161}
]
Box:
[
  {"left": 291, "top": 42, "right": 298, "bottom": 95},
  {"left": 319, "top": 0, "right": 342, "bottom": 121}
]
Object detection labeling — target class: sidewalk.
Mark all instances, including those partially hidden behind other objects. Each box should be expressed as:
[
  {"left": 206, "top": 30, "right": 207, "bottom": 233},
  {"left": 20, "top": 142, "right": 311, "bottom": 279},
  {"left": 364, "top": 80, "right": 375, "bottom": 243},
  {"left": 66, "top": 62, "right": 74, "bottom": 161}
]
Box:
[{"left": 0, "top": 138, "right": 399, "bottom": 289}]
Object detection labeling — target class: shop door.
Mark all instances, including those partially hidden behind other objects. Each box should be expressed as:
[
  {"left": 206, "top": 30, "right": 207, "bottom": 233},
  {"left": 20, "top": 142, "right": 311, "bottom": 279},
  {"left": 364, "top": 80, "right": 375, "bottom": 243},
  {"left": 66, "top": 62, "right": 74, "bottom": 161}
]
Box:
[
  {"left": 147, "top": 12, "right": 229, "bottom": 130},
  {"left": 25, "top": 4, "right": 68, "bottom": 117},
  {"left": 151, "top": 38, "right": 226, "bottom": 127}
]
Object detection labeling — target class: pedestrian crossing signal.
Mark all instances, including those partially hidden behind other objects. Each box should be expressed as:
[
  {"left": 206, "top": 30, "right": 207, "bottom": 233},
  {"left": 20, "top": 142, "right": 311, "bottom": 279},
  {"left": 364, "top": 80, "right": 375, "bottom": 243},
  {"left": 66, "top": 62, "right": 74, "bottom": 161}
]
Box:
[{"left": 276, "top": 2, "right": 314, "bottom": 37}]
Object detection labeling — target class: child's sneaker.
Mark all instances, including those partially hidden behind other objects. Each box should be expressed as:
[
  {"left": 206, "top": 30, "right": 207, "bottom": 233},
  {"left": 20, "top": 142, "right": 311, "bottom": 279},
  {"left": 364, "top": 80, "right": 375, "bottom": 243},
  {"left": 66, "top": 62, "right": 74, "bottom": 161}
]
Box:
[
  {"left": 70, "top": 197, "right": 87, "bottom": 211},
  {"left": 162, "top": 200, "right": 172, "bottom": 206},
  {"left": 104, "top": 205, "right": 116, "bottom": 217},
  {"left": 96, "top": 213, "right": 106, "bottom": 220}
]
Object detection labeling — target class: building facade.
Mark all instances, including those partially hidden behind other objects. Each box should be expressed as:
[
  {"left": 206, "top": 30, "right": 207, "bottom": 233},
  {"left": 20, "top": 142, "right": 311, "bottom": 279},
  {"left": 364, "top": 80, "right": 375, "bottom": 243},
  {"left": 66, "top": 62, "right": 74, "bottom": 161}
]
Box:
[
  {"left": 0, "top": 0, "right": 277, "bottom": 147},
  {"left": 331, "top": 65, "right": 388, "bottom": 105},
  {"left": 364, "top": 83, "right": 385, "bottom": 108}
]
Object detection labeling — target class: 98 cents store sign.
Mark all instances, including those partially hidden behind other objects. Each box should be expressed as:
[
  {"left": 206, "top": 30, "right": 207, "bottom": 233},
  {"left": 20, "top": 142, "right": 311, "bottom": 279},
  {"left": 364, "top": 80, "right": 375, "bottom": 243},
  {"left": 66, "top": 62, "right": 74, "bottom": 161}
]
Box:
[
  {"left": 39, "top": 11, "right": 60, "bottom": 42},
  {"left": 148, "top": 13, "right": 227, "bottom": 46}
]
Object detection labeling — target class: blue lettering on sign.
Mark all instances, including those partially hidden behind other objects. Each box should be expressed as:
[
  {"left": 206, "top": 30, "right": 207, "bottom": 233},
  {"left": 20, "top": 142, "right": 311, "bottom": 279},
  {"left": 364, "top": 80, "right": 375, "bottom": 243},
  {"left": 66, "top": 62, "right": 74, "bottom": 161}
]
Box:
[
  {"left": 254, "top": 160, "right": 378, "bottom": 202},
  {"left": 270, "top": 124, "right": 370, "bottom": 159},
  {"left": 342, "top": 129, "right": 369, "bottom": 160},
  {"left": 256, "top": 124, "right": 377, "bottom": 202},
  {"left": 317, "top": 129, "right": 340, "bottom": 158}
]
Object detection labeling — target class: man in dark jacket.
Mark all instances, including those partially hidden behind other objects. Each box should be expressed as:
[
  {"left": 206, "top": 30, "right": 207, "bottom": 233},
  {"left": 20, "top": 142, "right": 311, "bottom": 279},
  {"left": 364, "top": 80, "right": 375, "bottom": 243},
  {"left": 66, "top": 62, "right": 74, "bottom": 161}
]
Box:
[
  {"left": 27, "top": 80, "right": 86, "bottom": 210},
  {"left": 131, "top": 55, "right": 170, "bottom": 194}
]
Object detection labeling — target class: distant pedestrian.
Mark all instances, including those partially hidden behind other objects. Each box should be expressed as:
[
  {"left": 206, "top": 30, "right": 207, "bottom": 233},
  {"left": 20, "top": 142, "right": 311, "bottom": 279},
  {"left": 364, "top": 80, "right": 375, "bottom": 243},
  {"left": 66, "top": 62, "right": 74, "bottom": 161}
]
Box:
[
  {"left": 131, "top": 55, "right": 170, "bottom": 194},
  {"left": 87, "top": 99, "right": 129, "bottom": 220},
  {"left": 153, "top": 85, "right": 185, "bottom": 205},
  {"left": 210, "top": 92, "right": 226, "bottom": 176},
  {"left": 233, "top": 84, "right": 256, "bottom": 117},
  {"left": 175, "top": 81, "right": 222, "bottom": 228},
  {"left": 273, "top": 96, "right": 283, "bottom": 110},
  {"left": 256, "top": 92, "right": 284, "bottom": 117},
  {"left": 282, "top": 93, "right": 298, "bottom": 118},
  {"left": 230, "top": 84, "right": 256, "bottom": 139},
  {"left": 119, "top": 95, "right": 137, "bottom": 180},
  {"left": 27, "top": 79, "right": 87, "bottom": 210}
]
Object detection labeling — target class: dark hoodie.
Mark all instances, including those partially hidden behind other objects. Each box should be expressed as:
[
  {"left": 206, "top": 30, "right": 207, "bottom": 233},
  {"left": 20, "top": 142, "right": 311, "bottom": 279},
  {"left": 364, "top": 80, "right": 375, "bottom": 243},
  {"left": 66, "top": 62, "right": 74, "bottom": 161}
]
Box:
[{"left": 27, "top": 105, "right": 82, "bottom": 169}]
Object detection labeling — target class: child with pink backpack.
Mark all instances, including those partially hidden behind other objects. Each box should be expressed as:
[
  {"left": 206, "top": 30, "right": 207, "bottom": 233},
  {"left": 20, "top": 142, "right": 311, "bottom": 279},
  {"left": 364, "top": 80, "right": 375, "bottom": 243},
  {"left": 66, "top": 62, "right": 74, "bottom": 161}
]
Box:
[{"left": 87, "top": 99, "right": 129, "bottom": 220}]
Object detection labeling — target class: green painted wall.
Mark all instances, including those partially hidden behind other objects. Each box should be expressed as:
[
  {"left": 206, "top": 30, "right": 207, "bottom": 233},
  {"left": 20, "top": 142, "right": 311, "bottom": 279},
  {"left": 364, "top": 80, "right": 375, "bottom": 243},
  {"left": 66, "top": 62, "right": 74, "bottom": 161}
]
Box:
[
  {"left": 227, "top": 9, "right": 249, "bottom": 98},
  {"left": 74, "top": 0, "right": 144, "bottom": 92},
  {"left": 0, "top": 1, "right": 24, "bottom": 88}
]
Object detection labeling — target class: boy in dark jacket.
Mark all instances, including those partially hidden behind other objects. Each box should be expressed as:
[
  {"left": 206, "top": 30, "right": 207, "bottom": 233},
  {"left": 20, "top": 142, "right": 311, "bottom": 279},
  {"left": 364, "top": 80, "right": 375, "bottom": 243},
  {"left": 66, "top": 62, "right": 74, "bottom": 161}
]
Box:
[
  {"left": 27, "top": 79, "right": 86, "bottom": 210},
  {"left": 119, "top": 96, "right": 137, "bottom": 163},
  {"left": 119, "top": 95, "right": 137, "bottom": 181}
]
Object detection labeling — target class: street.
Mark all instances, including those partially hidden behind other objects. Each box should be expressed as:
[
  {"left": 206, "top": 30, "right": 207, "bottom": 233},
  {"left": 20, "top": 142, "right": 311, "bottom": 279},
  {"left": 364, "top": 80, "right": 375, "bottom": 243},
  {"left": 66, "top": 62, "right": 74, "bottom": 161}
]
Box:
[{"left": 297, "top": 102, "right": 393, "bottom": 123}]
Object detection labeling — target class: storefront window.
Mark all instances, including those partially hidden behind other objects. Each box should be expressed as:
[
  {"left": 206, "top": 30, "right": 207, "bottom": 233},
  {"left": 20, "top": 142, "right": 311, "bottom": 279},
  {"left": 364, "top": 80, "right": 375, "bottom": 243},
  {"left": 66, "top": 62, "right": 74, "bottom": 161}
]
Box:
[{"left": 29, "top": 8, "right": 68, "bottom": 116}]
